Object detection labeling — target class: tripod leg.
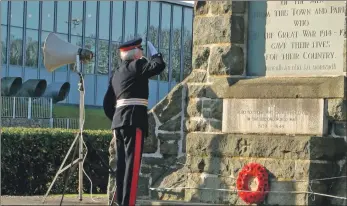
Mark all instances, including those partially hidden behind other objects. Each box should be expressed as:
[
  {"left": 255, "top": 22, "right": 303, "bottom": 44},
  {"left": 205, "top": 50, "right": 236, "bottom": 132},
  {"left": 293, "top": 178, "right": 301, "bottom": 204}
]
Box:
[
  {"left": 42, "top": 134, "right": 80, "bottom": 204},
  {"left": 60, "top": 138, "right": 80, "bottom": 206}
]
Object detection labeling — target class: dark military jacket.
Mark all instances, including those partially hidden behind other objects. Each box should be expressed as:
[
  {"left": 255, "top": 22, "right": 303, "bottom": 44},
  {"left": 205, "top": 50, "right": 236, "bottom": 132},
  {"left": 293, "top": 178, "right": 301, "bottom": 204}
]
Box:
[{"left": 103, "top": 53, "right": 166, "bottom": 136}]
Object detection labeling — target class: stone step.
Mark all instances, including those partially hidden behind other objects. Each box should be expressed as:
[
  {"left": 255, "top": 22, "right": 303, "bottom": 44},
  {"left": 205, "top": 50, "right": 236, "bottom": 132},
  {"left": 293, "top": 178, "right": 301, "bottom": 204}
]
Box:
[{"left": 139, "top": 200, "right": 223, "bottom": 205}]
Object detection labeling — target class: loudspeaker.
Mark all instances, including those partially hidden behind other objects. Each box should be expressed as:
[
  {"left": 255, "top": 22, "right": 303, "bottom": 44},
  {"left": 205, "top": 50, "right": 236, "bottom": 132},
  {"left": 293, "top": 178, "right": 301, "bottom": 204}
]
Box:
[{"left": 42, "top": 32, "right": 93, "bottom": 72}]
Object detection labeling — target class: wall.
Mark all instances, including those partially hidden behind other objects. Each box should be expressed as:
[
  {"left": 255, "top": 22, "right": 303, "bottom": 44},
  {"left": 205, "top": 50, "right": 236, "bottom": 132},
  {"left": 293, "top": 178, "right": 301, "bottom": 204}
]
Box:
[{"left": 118, "top": 1, "right": 347, "bottom": 205}]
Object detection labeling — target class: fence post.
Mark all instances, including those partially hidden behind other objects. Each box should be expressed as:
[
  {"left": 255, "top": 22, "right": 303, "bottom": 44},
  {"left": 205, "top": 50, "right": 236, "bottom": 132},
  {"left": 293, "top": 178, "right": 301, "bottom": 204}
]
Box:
[
  {"left": 49, "top": 98, "right": 53, "bottom": 128},
  {"left": 67, "top": 119, "right": 70, "bottom": 129},
  {"left": 49, "top": 98, "right": 53, "bottom": 118},
  {"left": 12, "top": 97, "right": 16, "bottom": 118},
  {"left": 28, "top": 98, "right": 32, "bottom": 119}
]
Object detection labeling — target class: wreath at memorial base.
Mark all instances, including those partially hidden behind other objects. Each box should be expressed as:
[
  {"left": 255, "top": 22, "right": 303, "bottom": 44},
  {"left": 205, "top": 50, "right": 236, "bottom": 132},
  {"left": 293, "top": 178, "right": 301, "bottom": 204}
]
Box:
[{"left": 236, "top": 163, "right": 270, "bottom": 204}]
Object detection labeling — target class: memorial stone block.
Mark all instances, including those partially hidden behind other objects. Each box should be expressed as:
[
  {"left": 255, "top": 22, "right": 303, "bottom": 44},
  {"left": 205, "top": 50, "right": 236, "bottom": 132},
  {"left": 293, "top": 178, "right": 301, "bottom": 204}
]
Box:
[
  {"left": 247, "top": 1, "right": 347, "bottom": 76},
  {"left": 222, "top": 99, "right": 327, "bottom": 135}
]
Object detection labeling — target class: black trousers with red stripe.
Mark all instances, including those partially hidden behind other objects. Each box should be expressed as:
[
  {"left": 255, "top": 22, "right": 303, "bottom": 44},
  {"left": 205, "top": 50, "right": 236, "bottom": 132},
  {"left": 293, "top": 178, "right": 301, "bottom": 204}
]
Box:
[{"left": 114, "top": 126, "right": 144, "bottom": 206}]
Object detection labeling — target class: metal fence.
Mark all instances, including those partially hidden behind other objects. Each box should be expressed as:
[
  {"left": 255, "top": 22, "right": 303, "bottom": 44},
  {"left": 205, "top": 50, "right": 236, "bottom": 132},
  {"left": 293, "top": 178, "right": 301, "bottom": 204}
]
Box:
[
  {"left": 2, "top": 97, "right": 53, "bottom": 119},
  {"left": 1, "top": 97, "right": 79, "bottom": 129},
  {"left": 52, "top": 118, "right": 79, "bottom": 129}
]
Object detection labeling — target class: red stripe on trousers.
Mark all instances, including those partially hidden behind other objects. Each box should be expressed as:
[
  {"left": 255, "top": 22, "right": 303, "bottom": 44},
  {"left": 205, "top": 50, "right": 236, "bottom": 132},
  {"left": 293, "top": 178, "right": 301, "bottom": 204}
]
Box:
[{"left": 129, "top": 128, "right": 142, "bottom": 206}]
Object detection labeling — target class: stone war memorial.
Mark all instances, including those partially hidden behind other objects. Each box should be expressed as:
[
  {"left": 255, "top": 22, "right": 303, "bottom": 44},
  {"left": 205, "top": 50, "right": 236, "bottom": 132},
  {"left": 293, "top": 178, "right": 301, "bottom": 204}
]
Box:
[{"left": 107, "top": 1, "right": 347, "bottom": 205}]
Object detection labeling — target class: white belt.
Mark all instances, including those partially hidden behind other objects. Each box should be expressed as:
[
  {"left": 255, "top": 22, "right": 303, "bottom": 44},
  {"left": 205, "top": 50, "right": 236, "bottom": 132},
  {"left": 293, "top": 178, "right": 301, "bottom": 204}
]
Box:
[{"left": 116, "top": 98, "right": 148, "bottom": 108}]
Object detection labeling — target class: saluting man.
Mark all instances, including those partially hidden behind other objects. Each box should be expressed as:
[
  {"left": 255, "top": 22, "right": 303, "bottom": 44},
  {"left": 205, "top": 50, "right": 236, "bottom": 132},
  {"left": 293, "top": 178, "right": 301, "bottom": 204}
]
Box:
[{"left": 103, "top": 38, "right": 166, "bottom": 206}]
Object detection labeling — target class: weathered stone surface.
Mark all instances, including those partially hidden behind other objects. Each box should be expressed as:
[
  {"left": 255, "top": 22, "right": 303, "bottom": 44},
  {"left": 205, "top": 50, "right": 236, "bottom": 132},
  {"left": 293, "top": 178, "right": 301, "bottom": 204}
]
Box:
[
  {"left": 157, "top": 133, "right": 181, "bottom": 141},
  {"left": 344, "top": 39, "right": 346, "bottom": 72},
  {"left": 184, "top": 70, "right": 207, "bottom": 83},
  {"left": 210, "top": 1, "right": 246, "bottom": 15},
  {"left": 186, "top": 84, "right": 207, "bottom": 98},
  {"left": 208, "top": 120, "right": 222, "bottom": 132},
  {"left": 186, "top": 133, "right": 347, "bottom": 160},
  {"left": 193, "top": 16, "right": 244, "bottom": 46},
  {"left": 333, "top": 121, "right": 347, "bottom": 137},
  {"left": 182, "top": 133, "right": 187, "bottom": 153},
  {"left": 151, "top": 167, "right": 189, "bottom": 201},
  {"left": 209, "top": 45, "right": 244, "bottom": 76},
  {"left": 185, "top": 173, "right": 222, "bottom": 204},
  {"left": 184, "top": 118, "right": 209, "bottom": 132},
  {"left": 138, "top": 176, "right": 150, "bottom": 197},
  {"left": 142, "top": 156, "right": 178, "bottom": 166},
  {"left": 144, "top": 113, "right": 158, "bottom": 153},
  {"left": 265, "top": 181, "right": 326, "bottom": 206},
  {"left": 158, "top": 116, "right": 181, "bottom": 132},
  {"left": 152, "top": 84, "right": 183, "bottom": 123},
  {"left": 185, "top": 173, "right": 326, "bottom": 205},
  {"left": 330, "top": 163, "right": 347, "bottom": 206},
  {"left": 223, "top": 99, "right": 327, "bottom": 135},
  {"left": 207, "top": 76, "right": 346, "bottom": 99},
  {"left": 185, "top": 98, "right": 202, "bottom": 117},
  {"left": 186, "top": 155, "right": 337, "bottom": 180},
  {"left": 192, "top": 46, "right": 210, "bottom": 70},
  {"left": 202, "top": 99, "right": 223, "bottom": 120},
  {"left": 327, "top": 99, "right": 347, "bottom": 121},
  {"left": 160, "top": 140, "right": 178, "bottom": 156},
  {"left": 194, "top": 1, "right": 209, "bottom": 16}
]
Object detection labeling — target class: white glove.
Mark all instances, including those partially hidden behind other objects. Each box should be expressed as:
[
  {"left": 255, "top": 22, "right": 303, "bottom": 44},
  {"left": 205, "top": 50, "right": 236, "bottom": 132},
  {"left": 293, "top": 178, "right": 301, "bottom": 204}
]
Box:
[{"left": 147, "top": 41, "right": 158, "bottom": 56}]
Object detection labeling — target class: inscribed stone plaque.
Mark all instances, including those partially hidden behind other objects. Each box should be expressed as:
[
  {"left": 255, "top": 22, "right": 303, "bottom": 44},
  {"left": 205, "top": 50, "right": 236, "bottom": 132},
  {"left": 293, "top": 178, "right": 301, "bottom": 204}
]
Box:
[
  {"left": 222, "top": 99, "right": 327, "bottom": 135},
  {"left": 247, "top": 1, "right": 346, "bottom": 76}
]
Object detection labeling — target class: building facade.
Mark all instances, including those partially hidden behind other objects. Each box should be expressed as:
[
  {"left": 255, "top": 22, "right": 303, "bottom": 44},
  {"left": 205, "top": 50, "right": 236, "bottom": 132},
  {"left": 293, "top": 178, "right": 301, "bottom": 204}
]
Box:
[{"left": 1, "top": 1, "right": 193, "bottom": 109}]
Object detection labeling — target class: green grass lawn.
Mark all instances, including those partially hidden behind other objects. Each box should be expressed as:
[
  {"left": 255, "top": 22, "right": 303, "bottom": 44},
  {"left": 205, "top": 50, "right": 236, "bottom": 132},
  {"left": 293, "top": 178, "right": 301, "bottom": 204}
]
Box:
[{"left": 53, "top": 104, "right": 111, "bottom": 130}]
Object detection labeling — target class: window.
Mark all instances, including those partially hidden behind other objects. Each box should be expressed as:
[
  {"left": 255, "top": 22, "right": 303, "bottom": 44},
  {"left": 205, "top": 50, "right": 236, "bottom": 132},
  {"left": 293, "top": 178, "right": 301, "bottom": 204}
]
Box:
[
  {"left": 111, "top": 42, "right": 120, "bottom": 71},
  {"left": 183, "top": 8, "right": 193, "bottom": 54},
  {"left": 183, "top": 54, "right": 192, "bottom": 79},
  {"left": 26, "top": 2, "right": 39, "bottom": 29},
  {"left": 171, "top": 50, "right": 181, "bottom": 83},
  {"left": 99, "top": 1, "right": 110, "bottom": 40},
  {"left": 85, "top": 1, "right": 97, "bottom": 38},
  {"left": 57, "top": 1, "right": 69, "bottom": 33},
  {"left": 69, "top": 35, "right": 82, "bottom": 71},
  {"left": 1, "top": 1, "right": 8, "bottom": 25},
  {"left": 124, "top": 1, "right": 135, "bottom": 41},
  {"left": 137, "top": 2, "right": 148, "bottom": 40},
  {"left": 148, "top": 2, "right": 160, "bottom": 80},
  {"left": 97, "top": 40, "right": 109, "bottom": 74},
  {"left": 183, "top": 8, "right": 193, "bottom": 80},
  {"left": 42, "top": 1, "right": 54, "bottom": 31},
  {"left": 160, "top": 3, "right": 171, "bottom": 50},
  {"left": 112, "top": 1, "right": 123, "bottom": 42},
  {"left": 172, "top": 6, "right": 182, "bottom": 50},
  {"left": 10, "top": 1, "right": 24, "bottom": 27},
  {"left": 160, "top": 48, "right": 169, "bottom": 81},
  {"left": 71, "top": 1, "right": 83, "bottom": 36},
  {"left": 9, "top": 27, "right": 23, "bottom": 66},
  {"left": 25, "top": 29, "right": 38, "bottom": 67},
  {"left": 84, "top": 38, "right": 95, "bottom": 74},
  {"left": 148, "top": 2, "right": 159, "bottom": 48},
  {"left": 2, "top": 25, "right": 7, "bottom": 64}
]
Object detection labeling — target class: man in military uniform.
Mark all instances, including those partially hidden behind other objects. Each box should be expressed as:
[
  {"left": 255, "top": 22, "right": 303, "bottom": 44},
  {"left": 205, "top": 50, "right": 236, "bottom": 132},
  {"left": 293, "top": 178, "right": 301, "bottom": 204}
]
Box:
[{"left": 103, "top": 38, "right": 166, "bottom": 206}]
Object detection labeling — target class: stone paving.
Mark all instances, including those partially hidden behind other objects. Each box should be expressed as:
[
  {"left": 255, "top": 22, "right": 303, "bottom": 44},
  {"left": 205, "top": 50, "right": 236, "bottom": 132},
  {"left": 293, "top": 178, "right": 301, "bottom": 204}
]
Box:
[{"left": 0, "top": 195, "right": 222, "bottom": 206}]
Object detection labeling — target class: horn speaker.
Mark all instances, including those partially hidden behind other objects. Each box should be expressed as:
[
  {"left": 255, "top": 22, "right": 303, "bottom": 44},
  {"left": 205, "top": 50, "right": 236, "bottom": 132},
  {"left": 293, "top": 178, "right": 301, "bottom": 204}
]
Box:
[{"left": 42, "top": 32, "right": 93, "bottom": 72}]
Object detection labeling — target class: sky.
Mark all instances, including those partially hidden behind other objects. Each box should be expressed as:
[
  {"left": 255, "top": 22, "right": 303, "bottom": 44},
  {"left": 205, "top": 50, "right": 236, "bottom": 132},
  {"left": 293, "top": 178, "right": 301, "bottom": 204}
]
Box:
[{"left": 182, "top": 1, "right": 194, "bottom": 4}]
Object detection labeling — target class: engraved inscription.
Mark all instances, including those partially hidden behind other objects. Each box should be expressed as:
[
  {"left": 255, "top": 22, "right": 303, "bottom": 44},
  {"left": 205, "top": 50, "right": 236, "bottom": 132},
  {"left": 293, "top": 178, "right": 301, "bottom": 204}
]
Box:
[
  {"left": 222, "top": 99, "right": 327, "bottom": 135},
  {"left": 248, "top": 1, "right": 346, "bottom": 76},
  {"left": 237, "top": 108, "right": 309, "bottom": 130}
]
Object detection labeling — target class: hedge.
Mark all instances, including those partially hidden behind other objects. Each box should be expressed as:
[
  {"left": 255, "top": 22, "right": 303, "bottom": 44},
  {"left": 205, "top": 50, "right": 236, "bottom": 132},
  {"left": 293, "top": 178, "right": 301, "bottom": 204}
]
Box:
[{"left": 1, "top": 127, "right": 113, "bottom": 196}]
